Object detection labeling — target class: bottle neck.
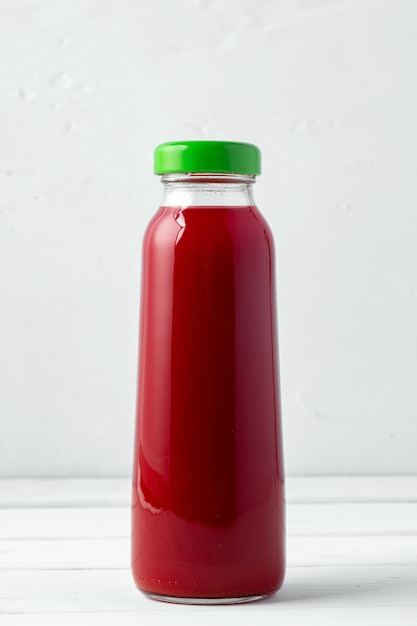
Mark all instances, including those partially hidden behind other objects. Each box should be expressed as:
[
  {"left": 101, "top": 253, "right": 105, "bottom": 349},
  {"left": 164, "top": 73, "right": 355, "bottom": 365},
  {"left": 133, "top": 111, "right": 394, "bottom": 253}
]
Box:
[{"left": 160, "top": 173, "right": 256, "bottom": 208}]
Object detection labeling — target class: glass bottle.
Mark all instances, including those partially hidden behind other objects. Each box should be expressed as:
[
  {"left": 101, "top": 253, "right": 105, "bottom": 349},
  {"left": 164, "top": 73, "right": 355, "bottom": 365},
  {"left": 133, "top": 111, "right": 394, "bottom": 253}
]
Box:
[{"left": 132, "top": 141, "right": 285, "bottom": 604}]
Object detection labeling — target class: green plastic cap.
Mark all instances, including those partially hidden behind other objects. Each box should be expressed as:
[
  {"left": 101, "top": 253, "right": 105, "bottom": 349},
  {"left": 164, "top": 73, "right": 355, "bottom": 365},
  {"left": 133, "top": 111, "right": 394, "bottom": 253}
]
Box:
[{"left": 154, "top": 141, "right": 261, "bottom": 176}]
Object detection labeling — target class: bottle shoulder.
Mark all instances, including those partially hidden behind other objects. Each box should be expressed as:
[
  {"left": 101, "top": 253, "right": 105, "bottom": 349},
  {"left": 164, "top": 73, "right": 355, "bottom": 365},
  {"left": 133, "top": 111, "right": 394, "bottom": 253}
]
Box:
[
  {"left": 142, "top": 205, "right": 275, "bottom": 259},
  {"left": 146, "top": 205, "right": 273, "bottom": 234}
]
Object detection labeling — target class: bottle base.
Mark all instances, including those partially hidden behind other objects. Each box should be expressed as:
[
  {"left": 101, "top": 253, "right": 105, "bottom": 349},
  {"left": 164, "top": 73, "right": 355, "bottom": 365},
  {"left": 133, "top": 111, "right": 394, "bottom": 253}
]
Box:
[{"left": 144, "top": 591, "right": 271, "bottom": 605}]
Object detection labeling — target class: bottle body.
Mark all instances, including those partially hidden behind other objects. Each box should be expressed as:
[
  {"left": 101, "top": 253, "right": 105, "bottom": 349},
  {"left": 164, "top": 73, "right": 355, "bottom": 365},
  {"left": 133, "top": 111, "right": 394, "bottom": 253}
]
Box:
[{"left": 132, "top": 175, "right": 285, "bottom": 603}]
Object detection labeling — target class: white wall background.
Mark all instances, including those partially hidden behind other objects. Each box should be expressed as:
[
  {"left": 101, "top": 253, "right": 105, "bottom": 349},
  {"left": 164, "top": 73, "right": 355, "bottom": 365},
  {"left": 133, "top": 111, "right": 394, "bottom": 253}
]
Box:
[{"left": 1, "top": 0, "right": 416, "bottom": 477}]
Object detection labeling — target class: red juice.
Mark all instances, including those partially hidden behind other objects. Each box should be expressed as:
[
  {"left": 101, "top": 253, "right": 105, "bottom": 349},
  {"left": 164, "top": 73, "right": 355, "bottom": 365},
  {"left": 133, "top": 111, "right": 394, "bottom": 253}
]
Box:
[{"left": 132, "top": 204, "right": 285, "bottom": 601}]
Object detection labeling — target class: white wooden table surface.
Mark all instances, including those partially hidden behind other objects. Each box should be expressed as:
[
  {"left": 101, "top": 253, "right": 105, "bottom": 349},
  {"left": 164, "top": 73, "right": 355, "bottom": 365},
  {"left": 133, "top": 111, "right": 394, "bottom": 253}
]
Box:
[{"left": 1, "top": 477, "right": 416, "bottom": 625}]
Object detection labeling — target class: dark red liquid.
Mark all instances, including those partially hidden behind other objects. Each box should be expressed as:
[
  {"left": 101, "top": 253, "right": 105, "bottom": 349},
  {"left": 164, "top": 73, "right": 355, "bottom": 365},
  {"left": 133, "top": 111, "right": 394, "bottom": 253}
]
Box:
[{"left": 132, "top": 205, "right": 285, "bottom": 600}]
